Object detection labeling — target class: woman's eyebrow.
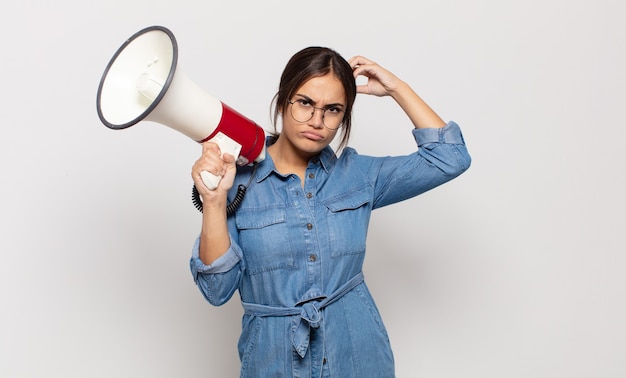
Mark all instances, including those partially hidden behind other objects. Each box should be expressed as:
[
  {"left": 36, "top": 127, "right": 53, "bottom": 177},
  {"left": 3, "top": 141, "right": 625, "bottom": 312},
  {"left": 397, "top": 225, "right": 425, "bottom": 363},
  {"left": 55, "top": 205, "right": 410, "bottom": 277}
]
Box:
[{"left": 294, "top": 93, "right": 345, "bottom": 108}]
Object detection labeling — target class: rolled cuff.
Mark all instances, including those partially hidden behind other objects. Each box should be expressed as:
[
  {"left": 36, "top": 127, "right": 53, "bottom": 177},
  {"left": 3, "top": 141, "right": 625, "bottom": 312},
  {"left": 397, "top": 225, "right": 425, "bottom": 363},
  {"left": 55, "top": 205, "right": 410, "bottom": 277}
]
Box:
[
  {"left": 189, "top": 236, "right": 242, "bottom": 281},
  {"left": 413, "top": 121, "right": 466, "bottom": 146}
]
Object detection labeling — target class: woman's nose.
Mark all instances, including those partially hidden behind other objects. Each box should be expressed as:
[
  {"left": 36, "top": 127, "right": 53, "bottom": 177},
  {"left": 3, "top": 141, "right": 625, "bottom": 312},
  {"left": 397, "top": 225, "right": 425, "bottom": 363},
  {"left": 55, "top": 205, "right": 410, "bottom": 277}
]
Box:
[{"left": 309, "top": 108, "right": 325, "bottom": 128}]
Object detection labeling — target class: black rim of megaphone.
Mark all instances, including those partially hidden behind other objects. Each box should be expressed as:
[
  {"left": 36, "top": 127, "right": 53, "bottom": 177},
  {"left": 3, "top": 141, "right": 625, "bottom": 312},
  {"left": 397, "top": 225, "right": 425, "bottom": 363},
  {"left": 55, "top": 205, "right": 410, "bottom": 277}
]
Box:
[{"left": 96, "top": 25, "right": 178, "bottom": 130}]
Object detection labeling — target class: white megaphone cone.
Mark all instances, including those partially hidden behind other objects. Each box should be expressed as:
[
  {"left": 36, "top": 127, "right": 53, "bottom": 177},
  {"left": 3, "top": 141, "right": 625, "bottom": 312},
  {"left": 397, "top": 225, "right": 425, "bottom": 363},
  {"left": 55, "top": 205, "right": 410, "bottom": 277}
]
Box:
[{"left": 96, "top": 25, "right": 265, "bottom": 190}]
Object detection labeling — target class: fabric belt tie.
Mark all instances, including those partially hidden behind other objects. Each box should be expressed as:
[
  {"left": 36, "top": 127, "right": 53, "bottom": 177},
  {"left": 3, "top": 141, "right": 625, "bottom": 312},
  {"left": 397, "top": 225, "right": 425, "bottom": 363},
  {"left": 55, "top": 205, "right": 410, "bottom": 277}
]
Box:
[{"left": 242, "top": 272, "right": 365, "bottom": 358}]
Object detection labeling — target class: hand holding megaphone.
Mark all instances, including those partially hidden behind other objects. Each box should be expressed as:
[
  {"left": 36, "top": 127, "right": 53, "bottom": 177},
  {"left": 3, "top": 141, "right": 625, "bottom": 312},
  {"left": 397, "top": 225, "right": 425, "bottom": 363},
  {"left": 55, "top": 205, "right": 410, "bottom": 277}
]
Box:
[
  {"left": 195, "top": 136, "right": 240, "bottom": 191},
  {"left": 96, "top": 26, "right": 266, "bottom": 191}
]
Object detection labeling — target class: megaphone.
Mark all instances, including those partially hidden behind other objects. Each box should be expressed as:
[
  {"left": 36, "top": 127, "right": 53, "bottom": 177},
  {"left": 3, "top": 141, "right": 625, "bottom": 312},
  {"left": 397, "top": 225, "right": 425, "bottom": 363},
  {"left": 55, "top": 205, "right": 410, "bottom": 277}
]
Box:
[{"left": 96, "top": 25, "right": 266, "bottom": 190}]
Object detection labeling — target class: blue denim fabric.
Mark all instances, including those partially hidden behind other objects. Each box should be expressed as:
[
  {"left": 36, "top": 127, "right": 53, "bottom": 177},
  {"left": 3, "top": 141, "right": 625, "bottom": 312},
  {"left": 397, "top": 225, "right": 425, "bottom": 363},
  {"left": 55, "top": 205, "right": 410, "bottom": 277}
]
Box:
[{"left": 190, "top": 121, "right": 471, "bottom": 377}]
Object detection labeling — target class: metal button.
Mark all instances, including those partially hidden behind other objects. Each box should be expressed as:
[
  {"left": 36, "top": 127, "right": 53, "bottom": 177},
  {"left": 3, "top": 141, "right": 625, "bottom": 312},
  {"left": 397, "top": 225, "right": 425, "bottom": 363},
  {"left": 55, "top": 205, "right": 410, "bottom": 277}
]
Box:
[
  {"left": 309, "top": 254, "right": 317, "bottom": 262},
  {"left": 308, "top": 173, "right": 315, "bottom": 179},
  {"left": 306, "top": 192, "right": 313, "bottom": 199},
  {"left": 306, "top": 223, "right": 313, "bottom": 230}
]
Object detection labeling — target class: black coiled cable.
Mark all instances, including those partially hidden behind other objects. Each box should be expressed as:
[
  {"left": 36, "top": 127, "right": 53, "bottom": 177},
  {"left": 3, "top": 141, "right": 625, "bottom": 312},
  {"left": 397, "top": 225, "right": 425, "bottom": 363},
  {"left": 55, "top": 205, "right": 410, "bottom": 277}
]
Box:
[{"left": 192, "top": 164, "right": 257, "bottom": 215}]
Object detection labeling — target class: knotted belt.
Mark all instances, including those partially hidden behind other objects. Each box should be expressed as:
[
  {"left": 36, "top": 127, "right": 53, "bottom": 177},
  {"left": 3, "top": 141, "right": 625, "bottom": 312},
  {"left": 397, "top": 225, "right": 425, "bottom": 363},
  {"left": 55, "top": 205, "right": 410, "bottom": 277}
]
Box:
[{"left": 241, "top": 272, "right": 365, "bottom": 358}]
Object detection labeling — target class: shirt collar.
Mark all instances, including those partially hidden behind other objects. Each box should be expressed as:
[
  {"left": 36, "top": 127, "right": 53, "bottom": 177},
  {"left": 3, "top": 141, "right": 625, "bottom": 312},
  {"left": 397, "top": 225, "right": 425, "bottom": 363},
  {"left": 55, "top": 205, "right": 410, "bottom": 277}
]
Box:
[{"left": 254, "top": 137, "right": 337, "bottom": 183}]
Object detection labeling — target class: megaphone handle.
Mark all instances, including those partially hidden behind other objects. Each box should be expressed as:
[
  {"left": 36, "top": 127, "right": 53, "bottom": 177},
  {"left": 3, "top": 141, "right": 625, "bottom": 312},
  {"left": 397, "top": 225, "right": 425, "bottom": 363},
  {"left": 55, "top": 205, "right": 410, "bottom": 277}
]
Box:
[
  {"left": 199, "top": 132, "right": 243, "bottom": 191},
  {"left": 200, "top": 171, "right": 222, "bottom": 190}
]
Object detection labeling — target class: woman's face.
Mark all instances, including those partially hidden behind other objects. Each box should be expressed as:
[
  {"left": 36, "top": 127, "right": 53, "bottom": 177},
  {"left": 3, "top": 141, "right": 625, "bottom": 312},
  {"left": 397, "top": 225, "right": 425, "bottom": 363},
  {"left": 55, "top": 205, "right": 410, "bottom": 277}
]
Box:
[{"left": 280, "top": 73, "right": 346, "bottom": 157}]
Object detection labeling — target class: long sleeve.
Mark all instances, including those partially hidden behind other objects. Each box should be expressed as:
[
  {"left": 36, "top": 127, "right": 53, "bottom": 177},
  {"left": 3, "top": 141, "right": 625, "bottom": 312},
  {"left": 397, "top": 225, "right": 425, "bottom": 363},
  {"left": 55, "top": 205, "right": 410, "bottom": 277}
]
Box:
[{"left": 352, "top": 121, "right": 471, "bottom": 209}]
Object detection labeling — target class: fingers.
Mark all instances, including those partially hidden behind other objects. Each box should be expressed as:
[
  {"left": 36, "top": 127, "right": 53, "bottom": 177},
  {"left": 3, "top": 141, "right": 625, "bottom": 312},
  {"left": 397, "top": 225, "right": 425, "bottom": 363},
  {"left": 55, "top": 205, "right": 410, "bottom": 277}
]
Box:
[
  {"left": 201, "top": 142, "right": 236, "bottom": 166},
  {"left": 348, "top": 55, "right": 376, "bottom": 78},
  {"left": 203, "top": 143, "right": 226, "bottom": 173},
  {"left": 201, "top": 140, "right": 221, "bottom": 155},
  {"left": 193, "top": 142, "right": 227, "bottom": 182},
  {"left": 348, "top": 55, "right": 375, "bottom": 69},
  {"left": 192, "top": 141, "right": 240, "bottom": 194},
  {"left": 221, "top": 152, "right": 236, "bottom": 165},
  {"left": 348, "top": 55, "right": 402, "bottom": 97},
  {"left": 348, "top": 56, "right": 373, "bottom": 95}
]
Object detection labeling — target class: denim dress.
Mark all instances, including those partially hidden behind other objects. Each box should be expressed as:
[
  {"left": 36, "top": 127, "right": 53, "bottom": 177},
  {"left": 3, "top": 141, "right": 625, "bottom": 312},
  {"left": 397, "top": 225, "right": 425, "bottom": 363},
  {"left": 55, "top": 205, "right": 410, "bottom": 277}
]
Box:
[{"left": 190, "top": 121, "right": 471, "bottom": 377}]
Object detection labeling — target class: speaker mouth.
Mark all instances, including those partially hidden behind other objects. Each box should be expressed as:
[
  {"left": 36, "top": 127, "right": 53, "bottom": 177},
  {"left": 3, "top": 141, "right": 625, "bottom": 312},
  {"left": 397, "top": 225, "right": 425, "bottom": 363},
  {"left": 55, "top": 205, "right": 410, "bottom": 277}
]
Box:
[{"left": 96, "top": 25, "right": 178, "bottom": 130}]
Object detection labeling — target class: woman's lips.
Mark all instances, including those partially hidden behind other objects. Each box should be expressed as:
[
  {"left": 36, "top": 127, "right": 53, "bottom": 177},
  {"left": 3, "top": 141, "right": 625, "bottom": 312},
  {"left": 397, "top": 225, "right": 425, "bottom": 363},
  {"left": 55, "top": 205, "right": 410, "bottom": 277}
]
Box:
[{"left": 301, "top": 131, "right": 324, "bottom": 141}]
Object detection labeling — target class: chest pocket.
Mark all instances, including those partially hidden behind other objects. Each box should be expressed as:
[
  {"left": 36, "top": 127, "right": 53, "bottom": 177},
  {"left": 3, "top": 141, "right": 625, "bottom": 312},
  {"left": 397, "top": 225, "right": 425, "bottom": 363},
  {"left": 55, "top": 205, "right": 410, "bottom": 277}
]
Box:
[
  {"left": 323, "top": 186, "right": 373, "bottom": 258},
  {"left": 235, "top": 207, "right": 295, "bottom": 275}
]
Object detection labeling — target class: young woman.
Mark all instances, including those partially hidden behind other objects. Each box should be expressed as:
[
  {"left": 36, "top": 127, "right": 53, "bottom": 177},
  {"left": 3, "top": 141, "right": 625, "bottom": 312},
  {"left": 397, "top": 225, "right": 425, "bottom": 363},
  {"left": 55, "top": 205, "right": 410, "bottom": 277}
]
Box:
[{"left": 189, "top": 46, "right": 471, "bottom": 377}]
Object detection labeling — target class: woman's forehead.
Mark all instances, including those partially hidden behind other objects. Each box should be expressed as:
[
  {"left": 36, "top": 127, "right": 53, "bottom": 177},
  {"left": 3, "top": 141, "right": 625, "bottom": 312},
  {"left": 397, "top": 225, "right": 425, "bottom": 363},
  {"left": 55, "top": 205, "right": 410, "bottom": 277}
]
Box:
[{"left": 296, "top": 74, "right": 346, "bottom": 104}]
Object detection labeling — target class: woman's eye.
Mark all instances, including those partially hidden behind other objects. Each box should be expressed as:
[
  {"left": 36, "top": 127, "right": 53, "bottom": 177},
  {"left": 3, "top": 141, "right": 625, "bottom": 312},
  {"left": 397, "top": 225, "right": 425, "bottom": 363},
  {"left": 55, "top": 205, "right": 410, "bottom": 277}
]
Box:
[{"left": 297, "top": 99, "right": 312, "bottom": 107}]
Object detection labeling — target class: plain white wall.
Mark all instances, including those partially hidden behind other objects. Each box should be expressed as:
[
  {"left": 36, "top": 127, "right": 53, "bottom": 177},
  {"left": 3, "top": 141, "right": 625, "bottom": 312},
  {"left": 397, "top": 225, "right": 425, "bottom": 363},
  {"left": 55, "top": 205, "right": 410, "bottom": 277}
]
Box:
[{"left": 1, "top": 0, "right": 625, "bottom": 377}]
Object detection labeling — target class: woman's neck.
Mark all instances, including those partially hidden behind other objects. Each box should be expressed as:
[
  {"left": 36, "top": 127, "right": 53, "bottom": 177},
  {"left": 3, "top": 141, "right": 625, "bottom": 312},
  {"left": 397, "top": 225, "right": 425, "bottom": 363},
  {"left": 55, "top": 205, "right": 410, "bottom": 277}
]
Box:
[{"left": 267, "top": 137, "right": 313, "bottom": 184}]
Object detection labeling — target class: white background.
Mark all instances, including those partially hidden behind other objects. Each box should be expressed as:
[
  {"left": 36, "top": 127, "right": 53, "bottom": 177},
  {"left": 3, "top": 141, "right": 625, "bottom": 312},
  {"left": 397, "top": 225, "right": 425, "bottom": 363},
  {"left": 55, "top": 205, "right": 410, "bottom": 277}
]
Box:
[{"left": 1, "top": 1, "right": 625, "bottom": 377}]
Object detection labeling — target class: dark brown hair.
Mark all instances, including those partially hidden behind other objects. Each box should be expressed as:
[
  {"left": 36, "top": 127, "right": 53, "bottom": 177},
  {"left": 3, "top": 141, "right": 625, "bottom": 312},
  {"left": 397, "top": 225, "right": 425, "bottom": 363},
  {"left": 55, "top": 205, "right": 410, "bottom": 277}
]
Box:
[{"left": 271, "top": 46, "right": 357, "bottom": 151}]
